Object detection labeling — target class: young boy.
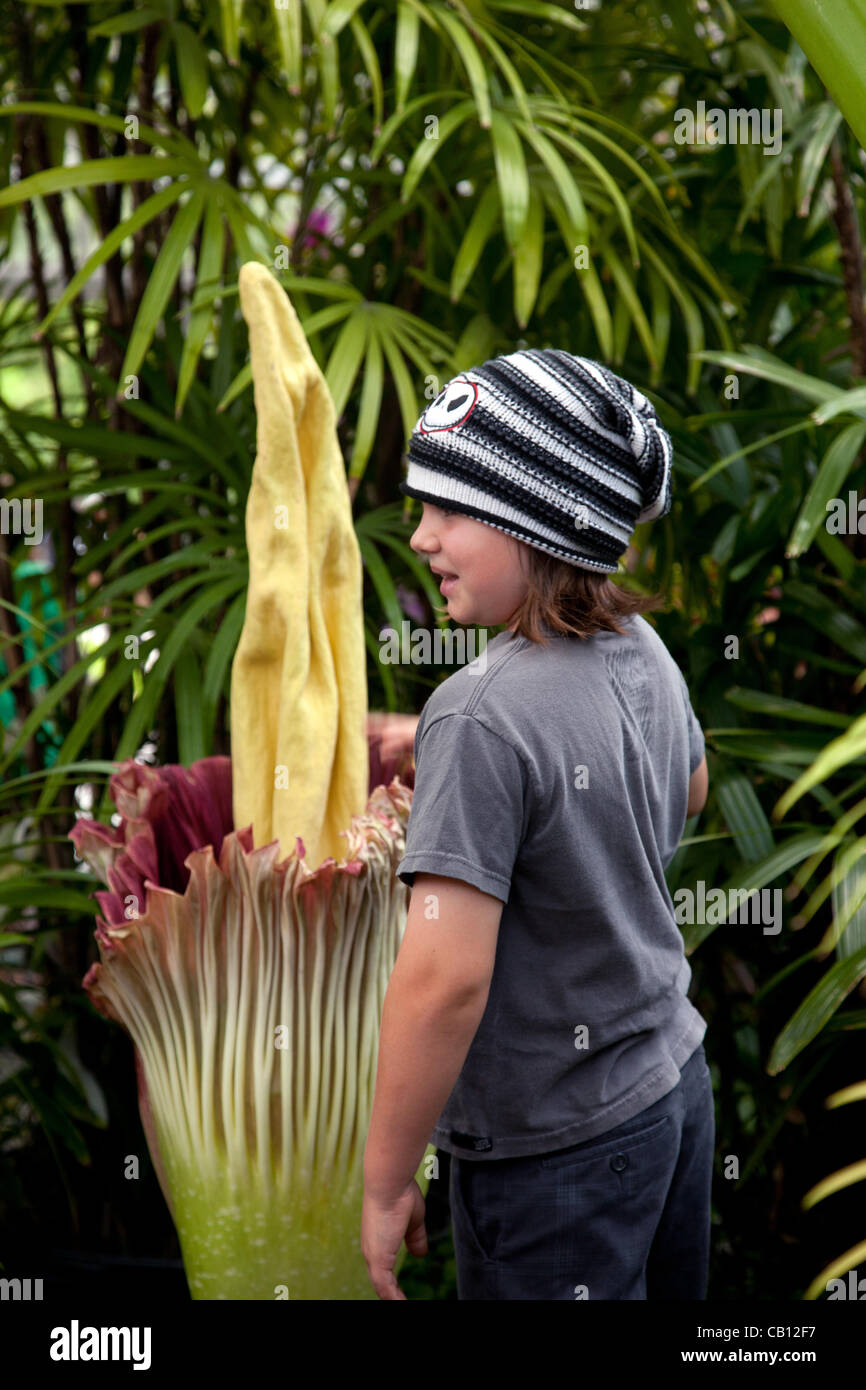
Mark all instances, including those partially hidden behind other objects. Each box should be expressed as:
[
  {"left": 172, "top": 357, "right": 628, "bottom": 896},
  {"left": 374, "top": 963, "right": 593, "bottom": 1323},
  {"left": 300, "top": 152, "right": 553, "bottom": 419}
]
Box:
[{"left": 361, "top": 350, "right": 712, "bottom": 1301}]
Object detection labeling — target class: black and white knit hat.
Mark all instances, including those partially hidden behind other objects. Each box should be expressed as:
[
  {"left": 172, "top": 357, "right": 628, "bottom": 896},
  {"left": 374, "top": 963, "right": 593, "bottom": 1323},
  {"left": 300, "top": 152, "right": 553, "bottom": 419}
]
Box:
[{"left": 399, "top": 349, "right": 673, "bottom": 573}]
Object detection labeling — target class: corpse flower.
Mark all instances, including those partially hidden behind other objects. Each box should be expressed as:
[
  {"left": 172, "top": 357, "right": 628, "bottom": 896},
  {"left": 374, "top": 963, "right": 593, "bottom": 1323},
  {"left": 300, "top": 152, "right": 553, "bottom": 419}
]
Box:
[
  {"left": 72, "top": 755, "right": 413, "bottom": 1299},
  {"left": 72, "top": 263, "right": 422, "bottom": 1298}
]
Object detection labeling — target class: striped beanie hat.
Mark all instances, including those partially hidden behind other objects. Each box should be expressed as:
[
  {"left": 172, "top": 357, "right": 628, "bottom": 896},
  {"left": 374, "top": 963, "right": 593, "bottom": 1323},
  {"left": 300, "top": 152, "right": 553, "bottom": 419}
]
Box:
[{"left": 398, "top": 349, "right": 673, "bottom": 573}]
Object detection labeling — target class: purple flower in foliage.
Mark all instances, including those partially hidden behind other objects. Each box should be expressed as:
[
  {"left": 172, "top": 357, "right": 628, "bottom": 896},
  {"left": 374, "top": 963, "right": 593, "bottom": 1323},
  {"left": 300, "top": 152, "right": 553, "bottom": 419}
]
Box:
[
  {"left": 396, "top": 584, "right": 427, "bottom": 624},
  {"left": 289, "top": 205, "right": 334, "bottom": 252}
]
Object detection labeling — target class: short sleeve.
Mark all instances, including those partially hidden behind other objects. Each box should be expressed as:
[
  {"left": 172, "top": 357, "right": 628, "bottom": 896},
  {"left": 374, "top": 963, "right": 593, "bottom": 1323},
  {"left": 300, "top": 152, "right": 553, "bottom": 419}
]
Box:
[
  {"left": 395, "top": 713, "right": 527, "bottom": 903},
  {"left": 677, "top": 670, "right": 705, "bottom": 775}
]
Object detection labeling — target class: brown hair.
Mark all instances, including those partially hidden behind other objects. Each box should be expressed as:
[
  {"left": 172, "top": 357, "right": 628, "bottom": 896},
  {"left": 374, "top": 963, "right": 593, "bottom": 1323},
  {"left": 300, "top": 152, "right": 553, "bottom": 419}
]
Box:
[{"left": 505, "top": 544, "right": 666, "bottom": 644}]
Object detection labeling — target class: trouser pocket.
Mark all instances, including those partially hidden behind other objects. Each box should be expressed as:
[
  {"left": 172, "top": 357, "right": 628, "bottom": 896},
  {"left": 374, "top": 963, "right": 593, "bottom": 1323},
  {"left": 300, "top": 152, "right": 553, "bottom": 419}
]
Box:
[
  {"left": 539, "top": 1110, "right": 673, "bottom": 1170},
  {"left": 449, "top": 1156, "right": 505, "bottom": 1264}
]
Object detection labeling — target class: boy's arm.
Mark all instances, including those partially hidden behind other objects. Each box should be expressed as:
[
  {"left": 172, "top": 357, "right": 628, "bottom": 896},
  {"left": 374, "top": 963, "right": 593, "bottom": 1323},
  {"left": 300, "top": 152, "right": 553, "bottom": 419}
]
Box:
[
  {"left": 363, "top": 872, "right": 503, "bottom": 1203},
  {"left": 687, "top": 755, "right": 708, "bottom": 816}
]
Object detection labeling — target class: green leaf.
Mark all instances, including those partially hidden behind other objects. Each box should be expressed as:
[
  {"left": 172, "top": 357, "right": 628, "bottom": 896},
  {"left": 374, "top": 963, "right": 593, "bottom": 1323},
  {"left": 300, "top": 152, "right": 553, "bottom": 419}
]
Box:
[
  {"left": 355, "top": 522, "right": 449, "bottom": 624},
  {"left": 787, "top": 421, "right": 866, "bottom": 557},
  {"left": 566, "top": 113, "right": 673, "bottom": 227},
  {"left": 96, "top": 551, "right": 238, "bottom": 610},
  {"left": 1, "top": 409, "right": 202, "bottom": 465},
  {"left": 724, "top": 687, "right": 851, "bottom": 727},
  {"left": 298, "top": 299, "right": 359, "bottom": 337},
  {"left": 716, "top": 770, "right": 775, "bottom": 864},
  {"left": 320, "top": 0, "right": 367, "bottom": 36},
  {"left": 349, "top": 326, "right": 384, "bottom": 480},
  {"left": 636, "top": 235, "right": 704, "bottom": 395},
  {"left": 35, "top": 658, "right": 136, "bottom": 815},
  {"left": 325, "top": 310, "right": 369, "bottom": 420},
  {"left": 378, "top": 326, "right": 424, "bottom": 442},
  {"left": 0, "top": 884, "right": 102, "bottom": 914},
  {"left": 201, "top": 591, "right": 246, "bottom": 747},
  {"left": 315, "top": 6, "right": 340, "bottom": 134},
  {"left": 783, "top": 579, "right": 866, "bottom": 666},
  {"left": 120, "top": 189, "right": 205, "bottom": 386},
  {"left": 544, "top": 193, "right": 612, "bottom": 358},
  {"left": 400, "top": 100, "right": 476, "bottom": 205},
  {"left": 694, "top": 346, "right": 846, "bottom": 406},
  {"left": 111, "top": 394, "right": 241, "bottom": 491},
  {"left": 812, "top": 384, "right": 866, "bottom": 426},
  {"left": 219, "top": 0, "right": 243, "bottom": 65},
  {"left": 450, "top": 180, "right": 501, "bottom": 303},
  {"left": 436, "top": 5, "right": 493, "bottom": 128},
  {"left": 687, "top": 418, "right": 815, "bottom": 494},
  {"left": 468, "top": 21, "right": 532, "bottom": 125},
  {"left": 366, "top": 619, "right": 397, "bottom": 707},
  {"left": 598, "top": 240, "right": 657, "bottom": 372},
  {"left": 175, "top": 195, "right": 226, "bottom": 417},
  {"left": 775, "top": 710, "right": 866, "bottom": 820},
  {"left": 707, "top": 731, "right": 831, "bottom": 766},
  {"left": 174, "top": 645, "right": 206, "bottom": 765},
  {"left": 360, "top": 535, "right": 405, "bottom": 636},
  {"left": 394, "top": 1, "right": 420, "bottom": 111},
  {"left": 682, "top": 831, "right": 828, "bottom": 951},
  {"left": 221, "top": 192, "right": 258, "bottom": 264},
  {"left": 216, "top": 361, "right": 252, "bottom": 413},
  {"left": 484, "top": 0, "right": 587, "bottom": 31},
  {"left": 0, "top": 156, "right": 191, "bottom": 208},
  {"left": 0, "top": 634, "right": 128, "bottom": 776},
  {"left": 349, "top": 13, "right": 384, "bottom": 134},
  {"left": 646, "top": 264, "right": 671, "bottom": 378},
  {"left": 0, "top": 101, "right": 196, "bottom": 159},
  {"left": 768, "top": 941, "right": 866, "bottom": 1073},
  {"left": 12, "top": 1074, "right": 90, "bottom": 1166},
  {"left": 34, "top": 184, "right": 186, "bottom": 338},
  {"left": 0, "top": 762, "right": 118, "bottom": 797},
  {"left": 797, "top": 103, "right": 843, "bottom": 215},
  {"left": 518, "top": 121, "right": 588, "bottom": 246},
  {"left": 513, "top": 182, "right": 544, "bottom": 328},
  {"left": 815, "top": 526, "right": 856, "bottom": 581},
  {"left": 103, "top": 519, "right": 226, "bottom": 582},
  {"left": 775, "top": 0, "right": 866, "bottom": 152},
  {"left": 173, "top": 21, "right": 210, "bottom": 121},
  {"left": 369, "top": 90, "right": 468, "bottom": 167},
  {"left": 832, "top": 843, "right": 866, "bottom": 961},
  {"left": 733, "top": 115, "right": 805, "bottom": 236},
  {"left": 87, "top": 8, "right": 166, "bottom": 38},
  {"left": 542, "top": 127, "right": 638, "bottom": 267},
  {"left": 115, "top": 575, "right": 245, "bottom": 759},
  {"left": 273, "top": 0, "right": 303, "bottom": 92}
]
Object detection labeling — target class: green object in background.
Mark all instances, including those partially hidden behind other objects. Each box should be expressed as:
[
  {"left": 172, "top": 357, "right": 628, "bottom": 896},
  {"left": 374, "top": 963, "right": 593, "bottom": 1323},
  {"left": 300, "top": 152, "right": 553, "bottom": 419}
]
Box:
[
  {"left": 773, "top": 0, "right": 866, "bottom": 150},
  {"left": 0, "top": 557, "right": 65, "bottom": 770}
]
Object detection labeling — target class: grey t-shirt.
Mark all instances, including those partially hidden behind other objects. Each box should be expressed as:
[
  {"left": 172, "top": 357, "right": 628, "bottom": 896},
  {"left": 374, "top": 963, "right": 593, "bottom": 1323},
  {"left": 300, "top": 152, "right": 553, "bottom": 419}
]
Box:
[{"left": 395, "top": 613, "right": 706, "bottom": 1161}]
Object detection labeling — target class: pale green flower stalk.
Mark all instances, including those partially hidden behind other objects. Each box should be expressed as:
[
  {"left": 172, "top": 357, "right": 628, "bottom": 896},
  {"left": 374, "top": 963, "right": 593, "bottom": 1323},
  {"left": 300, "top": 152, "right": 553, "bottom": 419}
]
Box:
[{"left": 74, "top": 760, "right": 422, "bottom": 1299}]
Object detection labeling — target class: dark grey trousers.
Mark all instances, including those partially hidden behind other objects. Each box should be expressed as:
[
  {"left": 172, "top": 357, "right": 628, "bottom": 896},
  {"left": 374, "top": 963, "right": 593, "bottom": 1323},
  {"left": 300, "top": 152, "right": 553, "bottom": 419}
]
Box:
[{"left": 448, "top": 1043, "right": 714, "bottom": 1300}]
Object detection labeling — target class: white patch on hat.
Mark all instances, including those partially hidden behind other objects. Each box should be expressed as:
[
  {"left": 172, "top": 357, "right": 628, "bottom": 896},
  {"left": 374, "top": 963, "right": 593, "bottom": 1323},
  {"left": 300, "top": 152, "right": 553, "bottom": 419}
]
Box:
[{"left": 418, "top": 378, "right": 479, "bottom": 433}]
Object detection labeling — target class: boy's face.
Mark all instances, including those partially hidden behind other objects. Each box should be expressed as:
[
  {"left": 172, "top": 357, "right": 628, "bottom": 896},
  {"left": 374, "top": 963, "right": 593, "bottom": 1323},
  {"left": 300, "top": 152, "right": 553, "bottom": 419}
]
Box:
[{"left": 409, "top": 502, "right": 530, "bottom": 629}]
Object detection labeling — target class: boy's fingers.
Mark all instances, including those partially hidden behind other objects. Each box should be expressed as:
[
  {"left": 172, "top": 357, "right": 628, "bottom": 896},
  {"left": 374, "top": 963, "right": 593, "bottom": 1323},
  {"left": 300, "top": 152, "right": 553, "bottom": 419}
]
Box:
[{"left": 405, "top": 1226, "right": 428, "bottom": 1256}]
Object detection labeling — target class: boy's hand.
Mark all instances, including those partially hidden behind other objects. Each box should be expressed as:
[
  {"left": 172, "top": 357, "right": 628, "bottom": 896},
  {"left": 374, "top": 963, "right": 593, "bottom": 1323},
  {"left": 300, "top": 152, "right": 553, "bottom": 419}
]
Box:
[
  {"left": 361, "top": 1179, "right": 428, "bottom": 1300},
  {"left": 366, "top": 712, "right": 420, "bottom": 762}
]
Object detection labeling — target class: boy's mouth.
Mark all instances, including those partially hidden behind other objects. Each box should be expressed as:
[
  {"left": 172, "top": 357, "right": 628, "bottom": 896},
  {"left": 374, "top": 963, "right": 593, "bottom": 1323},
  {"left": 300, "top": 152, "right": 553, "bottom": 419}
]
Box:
[{"left": 431, "top": 566, "right": 459, "bottom": 594}]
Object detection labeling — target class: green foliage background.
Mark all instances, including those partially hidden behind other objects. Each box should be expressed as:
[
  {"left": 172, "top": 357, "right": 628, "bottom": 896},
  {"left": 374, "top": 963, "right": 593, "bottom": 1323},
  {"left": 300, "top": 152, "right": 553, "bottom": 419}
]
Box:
[{"left": 2, "top": 0, "right": 866, "bottom": 1300}]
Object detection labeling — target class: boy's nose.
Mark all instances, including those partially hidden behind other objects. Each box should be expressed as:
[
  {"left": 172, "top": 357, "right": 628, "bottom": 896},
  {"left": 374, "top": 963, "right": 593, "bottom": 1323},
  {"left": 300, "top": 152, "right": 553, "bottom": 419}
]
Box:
[{"left": 409, "top": 522, "right": 435, "bottom": 554}]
